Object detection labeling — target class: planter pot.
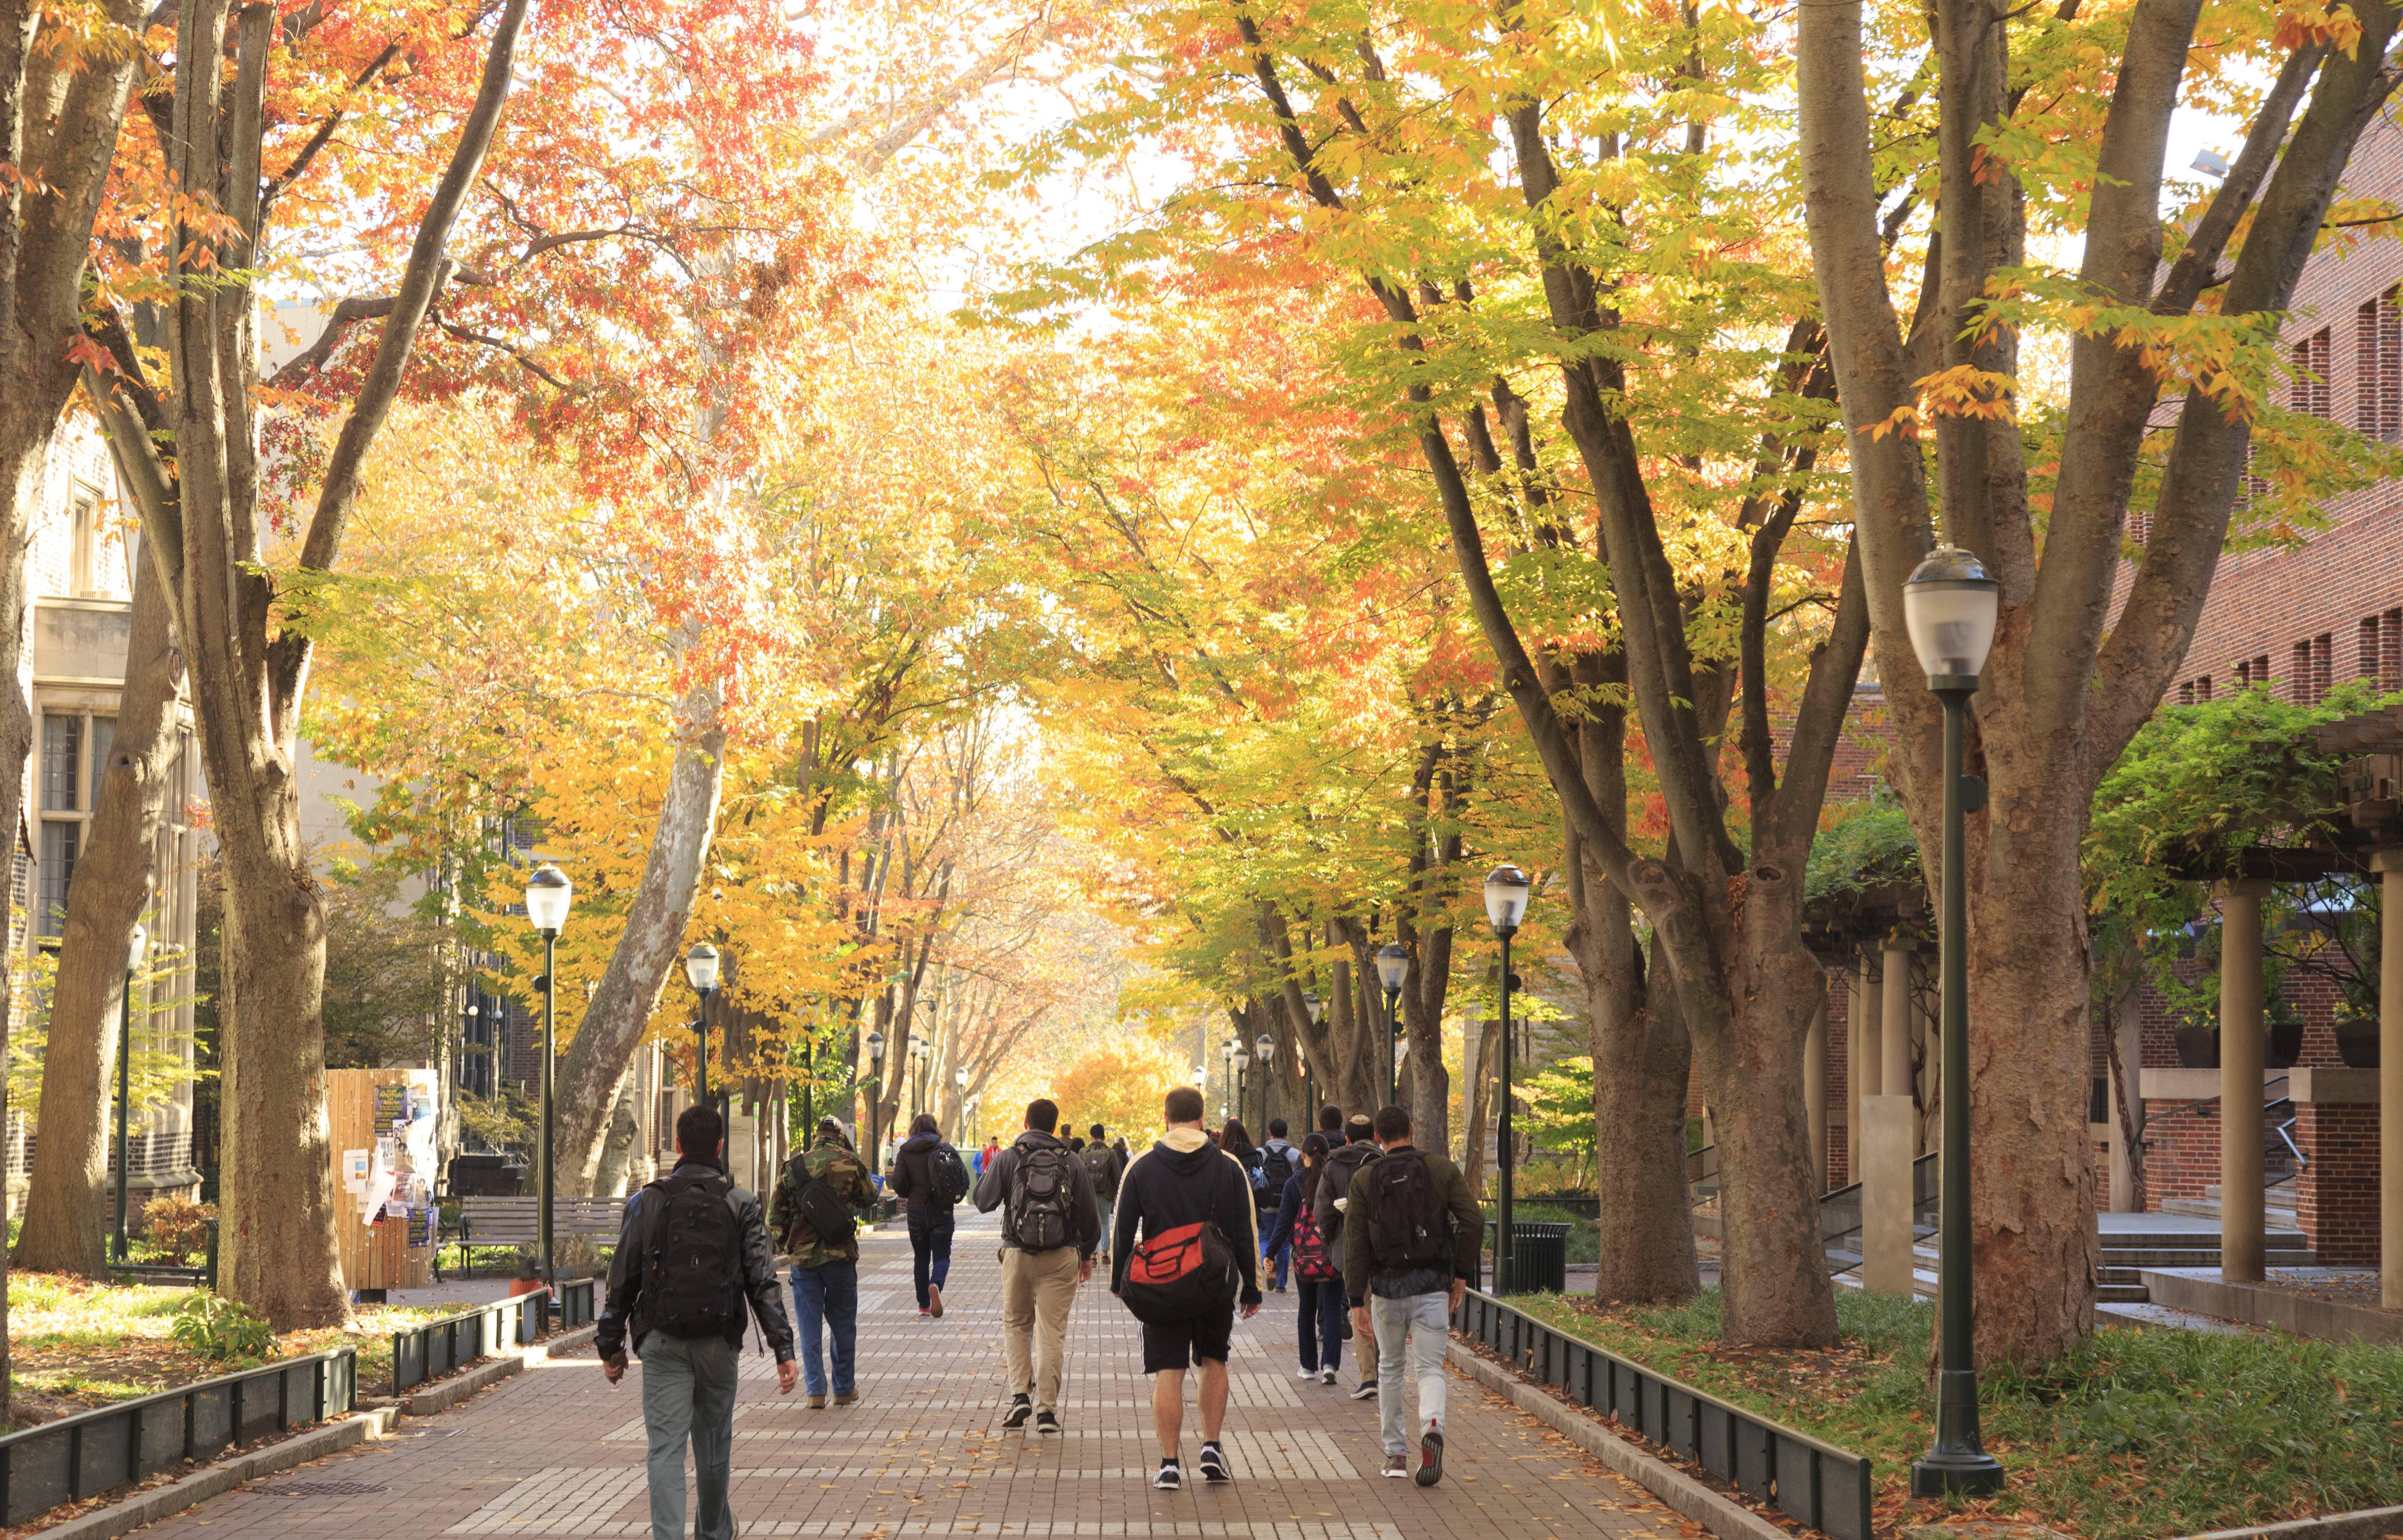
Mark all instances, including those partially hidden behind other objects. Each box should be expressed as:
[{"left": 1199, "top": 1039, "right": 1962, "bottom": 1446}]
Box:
[
  {"left": 2174, "top": 1022, "right": 2219, "bottom": 1069},
  {"left": 2268, "top": 1016, "right": 2305, "bottom": 1070},
  {"left": 2335, "top": 1016, "right": 2382, "bottom": 1069}
]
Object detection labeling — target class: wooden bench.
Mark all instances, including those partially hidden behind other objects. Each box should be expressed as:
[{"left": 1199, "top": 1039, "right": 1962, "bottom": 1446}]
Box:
[{"left": 451, "top": 1195, "right": 628, "bottom": 1278}]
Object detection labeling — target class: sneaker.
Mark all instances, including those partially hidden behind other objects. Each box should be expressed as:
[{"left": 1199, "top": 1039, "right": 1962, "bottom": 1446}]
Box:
[
  {"left": 1383, "top": 1453, "right": 1409, "bottom": 1479},
  {"left": 806, "top": 1394, "right": 826, "bottom": 1409},
  {"left": 918, "top": 1307, "right": 932, "bottom": 1316},
  {"left": 1035, "top": 1410, "right": 1061, "bottom": 1435},
  {"left": 1001, "top": 1395, "right": 1033, "bottom": 1429},
  {"left": 1197, "top": 1442, "right": 1231, "bottom": 1483},
  {"left": 1350, "top": 1379, "right": 1378, "bottom": 1401},
  {"left": 1153, "top": 1461, "right": 1182, "bottom": 1490},
  {"left": 1416, "top": 1424, "right": 1444, "bottom": 1487},
  {"left": 834, "top": 1390, "right": 858, "bottom": 1406},
  {"left": 928, "top": 1284, "right": 944, "bottom": 1318},
  {"left": 1295, "top": 1366, "right": 1318, "bottom": 1380},
  {"left": 1320, "top": 1366, "right": 1338, "bottom": 1385}
]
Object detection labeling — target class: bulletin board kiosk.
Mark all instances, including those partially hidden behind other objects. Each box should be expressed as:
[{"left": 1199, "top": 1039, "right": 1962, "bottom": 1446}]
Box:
[{"left": 326, "top": 1067, "right": 440, "bottom": 1298}]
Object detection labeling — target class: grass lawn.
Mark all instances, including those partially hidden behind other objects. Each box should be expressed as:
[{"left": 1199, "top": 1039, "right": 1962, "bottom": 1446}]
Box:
[
  {"left": 6, "top": 1272, "right": 458, "bottom": 1430},
  {"left": 1510, "top": 1286, "right": 2403, "bottom": 1540}
]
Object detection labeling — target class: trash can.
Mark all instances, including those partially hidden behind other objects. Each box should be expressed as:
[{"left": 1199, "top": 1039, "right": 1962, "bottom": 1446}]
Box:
[{"left": 1489, "top": 1220, "right": 1569, "bottom": 1295}]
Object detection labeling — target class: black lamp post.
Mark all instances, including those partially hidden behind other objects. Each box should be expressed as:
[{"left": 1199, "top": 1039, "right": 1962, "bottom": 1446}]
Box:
[
  {"left": 1376, "top": 945, "right": 1408, "bottom": 1109},
  {"left": 685, "top": 942, "right": 720, "bottom": 1110},
  {"left": 1484, "top": 863, "right": 1528, "bottom": 1294},
  {"left": 1253, "top": 1033, "right": 1274, "bottom": 1132},
  {"left": 1901, "top": 545, "right": 2006, "bottom": 1497},
  {"left": 1230, "top": 1038, "right": 1251, "bottom": 1129},
  {"left": 1299, "top": 992, "right": 1323, "bottom": 1109},
  {"left": 909, "top": 1033, "right": 930, "bottom": 1123},
  {"left": 1219, "top": 1038, "right": 1236, "bottom": 1121},
  {"left": 112, "top": 922, "right": 148, "bottom": 1263},
  {"left": 866, "top": 1029, "right": 886, "bottom": 1177},
  {"left": 525, "top": 864, "right": 574, "bottom": 1292}
]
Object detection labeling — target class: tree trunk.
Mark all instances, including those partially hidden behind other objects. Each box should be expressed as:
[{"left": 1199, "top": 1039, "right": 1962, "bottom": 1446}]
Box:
[
  {"left": 1460, "top": 1016, "right": 1496, "bottom": 1189},
  {"left": 554, "top": 681, "right": 726, "bottom": 1195},
  {"left": 592, "top": 1067, "right": 641, "bottom": 1200},
  {"left": 12, "top": 554, "right": 181, "bottom": 1276}
]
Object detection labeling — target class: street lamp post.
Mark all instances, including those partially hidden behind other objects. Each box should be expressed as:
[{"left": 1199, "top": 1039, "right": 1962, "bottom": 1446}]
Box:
[
  {"left": 1300, "top": 992, "right": 1323, "bottom": 1109},
  {"left": 112, "top": 923, "right": 148, "bottom": 1263},
  {"left": 1484, "top": 864, "right": 1528, "bottom": 1295},
  {"left": 955, "top": 1065, "right": 968, "bottom": 1129},
  {"left": 1219, "top": 1039, "right": 1236, "bottom": 1121},
  {"left": 1903, "top": 545, "right": 2006, "bottom": 1499},
  {"left": 1376, "top": 945, "right": 1408, "bottom": 1109},
  {"left": 525, "top": 865, "right": 575, "bottom": 1292},
  {"left": 1253, "top": 1033, "right": 1274, "bottom": 1133},
  {"left": 685, "top": 942, "right": 720, "bottom": 1111},
  {"left": 866, "top": 1030, "right": 887, "bottom": 1180},
  {"left": 909, "top": 1034, "right": 930, "bottom": 1123},
  {"left": 1230, "top": 1038, "right": 1251, "bottom": 1129}
]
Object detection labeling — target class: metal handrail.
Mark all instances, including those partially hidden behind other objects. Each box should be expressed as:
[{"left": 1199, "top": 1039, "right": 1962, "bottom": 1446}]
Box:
[
  {"left": 1455, "top": 1290, "right": 1874, "bottom": 1540},
  {"left": 2139, "top": 1074, "right": 2292, "bottom": 1138},
  {"left": 0, "top": 1346, "right": 356, "bottom": 1525}
]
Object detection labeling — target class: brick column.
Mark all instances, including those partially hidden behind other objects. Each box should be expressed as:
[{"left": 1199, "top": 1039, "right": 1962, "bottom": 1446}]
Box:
[
  {"left": 2221, "top": 879, "right": 2273, "bottom": 1282},
  {"left": 1806, "top": 993, "right": 1828, "bottom": 1192},
  {"left": 2378, "top": 851, "right": 2403, "bottom": 1307}
]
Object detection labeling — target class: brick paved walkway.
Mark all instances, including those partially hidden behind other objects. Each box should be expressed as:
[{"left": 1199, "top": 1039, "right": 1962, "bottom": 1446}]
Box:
[{"left": 135, "top": 1209, "right": 1698, "bottom": 1539}]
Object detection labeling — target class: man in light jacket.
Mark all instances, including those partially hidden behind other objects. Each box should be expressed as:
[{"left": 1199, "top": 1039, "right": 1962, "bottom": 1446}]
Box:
[{"left": 974, "top": 1097, "right": 1102, "bottom": 1434}]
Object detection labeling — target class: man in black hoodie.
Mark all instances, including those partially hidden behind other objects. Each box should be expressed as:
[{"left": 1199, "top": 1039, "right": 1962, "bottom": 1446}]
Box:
[
  {"left": 891, "top": 1113, "right": 957, "bottom": 1318},
  {"left": 1111, "top": 1084, "right": 1263, "bottom": 1490},
  {"left": 974, "top": 1098, "right": 1102, "bottom": 1434}
]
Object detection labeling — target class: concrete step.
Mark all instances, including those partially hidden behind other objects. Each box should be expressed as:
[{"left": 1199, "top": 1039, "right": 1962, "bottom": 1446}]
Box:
[
  {"left": 2161, "top": 1197, "right": 2302, "bottom": 1227},
  {"left": 2099, "top": 1283, "right": 2152, "bottom": 1303},
  {"left": 2098, "top": 1265, "right": 2146, "bottom": 1285}
]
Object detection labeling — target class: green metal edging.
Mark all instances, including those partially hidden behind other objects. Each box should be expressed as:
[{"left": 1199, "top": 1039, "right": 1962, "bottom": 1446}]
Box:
[
  {"left": 390, "top": 1295, "right": 541, "bottom": 1396},
  {"left": 1454, "top": 1290, "right": 1875, "bottom": 1540},
  {"left": 0, "top": 1345, "right": 356, "bottom": 1526}
]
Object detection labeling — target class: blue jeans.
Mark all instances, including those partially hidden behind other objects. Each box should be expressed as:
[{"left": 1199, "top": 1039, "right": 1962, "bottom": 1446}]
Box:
[
  {"left": 790, "top": 1260, "right": 858, "bottom": 1396},
  {"left": 1296, "top": 1276, "right": 1344, "bottom": 1374},
  {"left": 1373, "top": 1291, "right": 1450, "bottom": 1454},
  {"left": 1264, "top": 1230, "right": 1290, "bottom": 1290},
  {"left": 639, "top": 1331, "right": 738, "bottom": 1540},
  {"left": 908, "top": 1207, "right": 954, "bottom": 1309}
]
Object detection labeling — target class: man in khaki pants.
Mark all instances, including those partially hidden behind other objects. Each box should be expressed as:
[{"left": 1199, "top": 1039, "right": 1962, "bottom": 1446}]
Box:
[{"left": 974, "top": 1097, "right": 1102, "bottom": 1434}]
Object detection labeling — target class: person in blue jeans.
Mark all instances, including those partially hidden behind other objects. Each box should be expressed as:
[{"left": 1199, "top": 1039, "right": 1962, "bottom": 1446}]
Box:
[
  {"left": 770, "top": 1116, "right": 876, "bottom": 1406},
  {"left": 891, "top": 1113, "right": 958, "bottom": 1316}
]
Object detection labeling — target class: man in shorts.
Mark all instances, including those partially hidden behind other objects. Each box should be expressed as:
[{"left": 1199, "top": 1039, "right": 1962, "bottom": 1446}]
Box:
[{"left": 1111, "top": 1084, "right": 1262, "bottom": 1490}]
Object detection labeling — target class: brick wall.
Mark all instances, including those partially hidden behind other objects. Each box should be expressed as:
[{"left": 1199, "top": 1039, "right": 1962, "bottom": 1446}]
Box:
[
  {"left": 1824, "top": 960, "right": 1851, "bottom": 1187},
  {"left": 2141, "top": 1097, "right": 2219, "bottom": 1207},
  {"left": 2294, "top": 1101, "right": 2382, "bottom": 1266}
]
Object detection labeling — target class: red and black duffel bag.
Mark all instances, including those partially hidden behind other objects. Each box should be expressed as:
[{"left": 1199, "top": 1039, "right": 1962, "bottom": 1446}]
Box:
[{"left": 1120, "top": 1220, "right": 1239, "bottom": 1323}]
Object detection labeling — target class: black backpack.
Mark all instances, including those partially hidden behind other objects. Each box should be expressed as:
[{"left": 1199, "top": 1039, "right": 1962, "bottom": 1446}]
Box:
[
  {"left": 789, "top": 1155, "right": 856, "bottom": 1246},
  {"left": 1318, "top": 1144, "right": 1378, "bottom": 1245},
  {"left": 1362, "top": 1149, "right": 1449, "bottom": 1271},
  {"left": 1258, "top": 1142, "right": 1294, "bottom": 1197},
  {"left": 1078, "top": 1142, "right": 1118, "bottom": 1197},
  {"left": 930, "top": 1143, "right": 972, "bottom": 1206},
  {"left": 1007, "top": 1141, "right": 1077, "bottom": 1251},
  {"left": 642, "top": 1167, "right": 748, "bottom": 1339}
]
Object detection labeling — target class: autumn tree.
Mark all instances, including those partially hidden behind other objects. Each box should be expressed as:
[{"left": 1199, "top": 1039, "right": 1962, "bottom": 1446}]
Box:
[{"left": 1798, "top": 0, "right": 2400, "bottom": 1363}]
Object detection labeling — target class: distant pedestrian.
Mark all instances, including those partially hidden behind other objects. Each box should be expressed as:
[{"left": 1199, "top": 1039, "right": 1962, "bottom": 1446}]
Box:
[
  {"left": 598, "top": 1105, "right": 798, "bottom": 1540},
  {"left": 893, "top": 1112, "right": 971, "bottom": 1318},
  {"left": 1256, "top": 1119, "right": 1296, "bottom": 1291},
  {"left": 974, "top": 1097, "right": 1102, "bottom": 1434},
  {"left": 770, "top": 1116, "right": 876, "bottom": 1407},
  {"left": 1317, "top": 1104, "right": 1346, "bottom": 1142},
  {"left": 1343, "top": 1105, "right": 1478, "bottom": 1486},
  {"left": 1113, "top": 1084, "right": 1262, "bottom": 1490},
  {"left": 983, "top": 1137, "right": 1001, "bottom": 1173},
  {"left": 1263, "top": 1132, "right": 1344, "bottom": 1382},
  {"left": 1315, "top": 1112, "right": 1382, "bottom": 1399},
  {"left": 1079, "top": 1123, "right": 1123, "bottom": 1265}
]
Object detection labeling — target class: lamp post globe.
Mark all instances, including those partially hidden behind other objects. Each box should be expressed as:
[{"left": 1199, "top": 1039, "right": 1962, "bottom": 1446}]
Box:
[
  {"left": 1254, "top": 1033, "right": 1275, "bottom": 1130},
  {"left": 111, "top": 922, "right": 150, "bottom": 1262},
  {"left": 1484, "top": 862, "right": 1527, "bottom": 1294},
  {"left": 1902, "top": 544, "right": 2005, "bottom": 1499},
  {"left": 866, "top": 1030, "right": 886, "bottom": 1184},
  {"left": 524, "top": 864, "right": 574, "bottom": 1294}
]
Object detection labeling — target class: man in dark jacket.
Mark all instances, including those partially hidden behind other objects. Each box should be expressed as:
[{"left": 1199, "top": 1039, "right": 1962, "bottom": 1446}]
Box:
[
  {"left": 891, "top": 1113, "right": 957, "bottom": 1318},
  {"left": 1341, "top": 1105, "right": 1480, "bottom": 1488},
  {"left": 1079, "top": 1123, "right": 1123, "bottom": 1265},
  {"left": 599, "top": 1105, "right": 797, "bottom": 1540},
  {"left": 1313, "top": 1111, "right": 1382, "bottom": 1399},
  {"left": 1111, "top": 1085, "right": 1263, "bottom": 1490},
  {"left": 974, "top": 1098, "right": 1102, "bottom": 1433}
]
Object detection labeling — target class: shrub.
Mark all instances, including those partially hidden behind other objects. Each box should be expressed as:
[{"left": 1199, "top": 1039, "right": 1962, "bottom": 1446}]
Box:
[
  {"left": 169, "top": 1293, "right": 273, "bottom": 1361},
  {"left": 143, "top": 1196, "right": 216, "bottom": 1262}
]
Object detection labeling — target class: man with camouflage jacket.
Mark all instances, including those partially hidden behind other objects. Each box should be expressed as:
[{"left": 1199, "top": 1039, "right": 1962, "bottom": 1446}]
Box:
[{"left": 770, "top": 1116, "right": 876, "bottom": 1407}]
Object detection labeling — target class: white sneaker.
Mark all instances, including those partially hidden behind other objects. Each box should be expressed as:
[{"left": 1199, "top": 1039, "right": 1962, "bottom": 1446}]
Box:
[
  {"left": 1295, "top": 1366, "right": 1317, "bottom": 1380},
  {"left": 1320, "top": 1366, "right": 1338, "bottom": 1385}
]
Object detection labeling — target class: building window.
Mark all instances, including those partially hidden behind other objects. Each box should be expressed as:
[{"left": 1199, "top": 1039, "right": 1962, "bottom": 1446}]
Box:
[
  {"left": 2361, "top": 290, "right": 2403, "bottom": 441},
  {"left": 2198, "top": 675, "right": 2213, "bottom": 701},
  {"left": 2237, "top": 654, "right": 2272, "bottom": 691},
  {"left": 35, "top": 711, "right": 117, "bottom": 939},
  {"left": 36, "top": 822, "right": 76, "bottom": 939},
  {"left": 40, "top": 715, "right": 79, "bottom": 812},
  {"left": 2294, "top": 327, "right": 2333, "bottom": 419},
  {"left": 68, "top": 488, "right": 99, "bottom": 596},
  {"left": 2179, "top": 681, "right": 2195, "bottom": 705}
]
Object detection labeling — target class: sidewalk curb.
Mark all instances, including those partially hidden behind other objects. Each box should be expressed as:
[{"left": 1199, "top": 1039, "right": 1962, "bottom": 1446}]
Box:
[
  {"left": 1446, "top": 1342, "right": 1789, "bottom": 1540},
  {"left": 38, "top": 1406, "right": 400, "bottom": 1540},
  {"left": 400, "top": 1324, "right": 599, "bottom": 1417},
  {"left": 2175, "top": 1505, "right": 2403, "bottom": 1540}
]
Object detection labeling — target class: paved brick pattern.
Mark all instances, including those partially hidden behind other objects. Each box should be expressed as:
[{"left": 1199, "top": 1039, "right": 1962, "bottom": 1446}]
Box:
[{"left": 135, "top": 1210, "right": 1696, "bottom": 1539}]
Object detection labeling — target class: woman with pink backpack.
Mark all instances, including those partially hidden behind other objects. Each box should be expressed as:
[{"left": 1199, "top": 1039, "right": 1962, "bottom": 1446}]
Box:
[{"left": 1260, "top": 1132, "right": 1345, "bottom": 1383}]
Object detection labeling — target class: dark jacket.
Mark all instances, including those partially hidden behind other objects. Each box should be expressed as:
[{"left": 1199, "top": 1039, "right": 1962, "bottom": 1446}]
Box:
[
  {"left": 1260, "top": 1170, "right": 1308, "bottom": 1255},
  {"left": 598, "top": 1157, "right": 796, "bottom": 1364},
  {"left": 1313, "top": 1138, "right": 1380, "bottom": 1244},
  {"left": 1339, "top": 1143, "right": 1481, "bottom": 1306},
  {"left": 892, "top": 1130, "right": 947, "bottom": 1213},
  {"left": 1110, "top": 1127, "right": 1263, "bottom": 1306},
  {"left": 1253, "top": 1138, "right": 1296, "bottom": 1210},
  {"left": 1078, "top": 1140, "right": 1123, "bottom": 1199},
  {"left": 973, "top": 1129, "right": 1103, "bottom": 1257}
]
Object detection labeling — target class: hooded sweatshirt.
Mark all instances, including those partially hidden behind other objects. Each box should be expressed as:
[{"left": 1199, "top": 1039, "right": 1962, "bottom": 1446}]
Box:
[
  {"left": 893, "top": 1129, "right": 945, "bottom": 1213},
  {"left": 1110, "top": 1126, "right": 1263, "bottom": 1306}
]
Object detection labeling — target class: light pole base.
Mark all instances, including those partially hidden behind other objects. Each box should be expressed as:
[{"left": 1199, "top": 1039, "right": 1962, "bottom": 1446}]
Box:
[{"left": 1909, "top": 1449, "right": 2005, "bottom": 1499}]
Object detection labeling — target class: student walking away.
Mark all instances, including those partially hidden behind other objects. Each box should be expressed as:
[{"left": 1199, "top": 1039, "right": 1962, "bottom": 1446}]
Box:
[
  {"left": 1342, "top": 1105, "right": 1479, "bottom": 1487},
  {"left": 1113, "top": 1085, "right": 1263, "bottom": 1490},
  {"left": 1079, "top": 1124, "right": 1123, "bottom": 1264},
  {"left": 1313, "top": 1113, "right": 1382, "bottom": 1398},
  {"left": 770, "top": 1116, "right": 877, "bottom": 1407},
  {"left": 893, "top": 1113, "right": 971, "bottom": 1318},
  {"left": 1316, "top": 1104, "right": 1346, "bottom": 1143},
  {"left": 598, "top": 1105, "right": 799, "bottom": 1540},
  {"left": 1255, "top": 1120, "right": 1296, "bottom": 1291},
  {"left": 1261, "top": 1132, "right": 1344, "bottom": 1382},
  {"left": 974, "top": 1098, "right": 1102, "bottom": 1434}
]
